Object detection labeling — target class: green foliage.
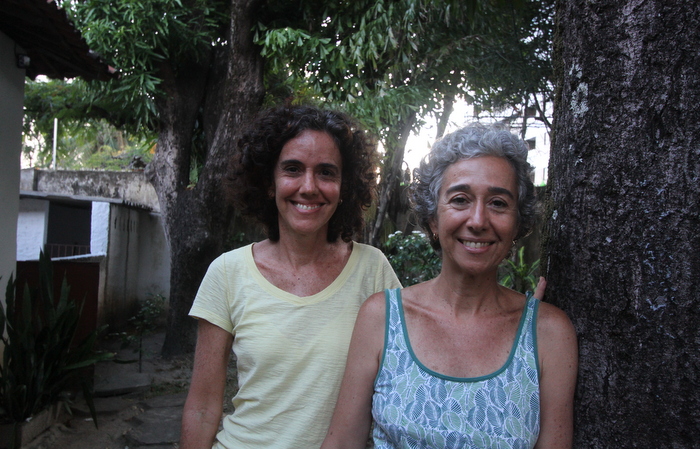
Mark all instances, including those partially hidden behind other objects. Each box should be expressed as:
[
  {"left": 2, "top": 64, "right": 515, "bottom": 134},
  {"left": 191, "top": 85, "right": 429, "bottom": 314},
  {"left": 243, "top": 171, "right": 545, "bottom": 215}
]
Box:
[
  {"left": 0, "top": 253, "right": 112, "bottom": 434},
  {"left": 257, "top": 0, "right": 555, "bottom": 141},
  {"left": 63, "top": 0, "right": 228, "bottom": 131},
  {"left": 499, "top": 246, "right": 540, "bottom": 294},
  {"left": 26, "top": 0, "right": 553, "bottom": 172},
  {"left": 128, "top": 294, "right": 165, "bottom": 339},
  {"left": 23, "top": 1, "right": 228, "bottom": 171},
  {"left": 22, "top": 79, "right": 154, "bottom": 170},
  {"left": 383, "top": 231, "right": 441, "bottom": 286},
  {"left": 114, "top": 294, "right": 165, "bottom": 373}
]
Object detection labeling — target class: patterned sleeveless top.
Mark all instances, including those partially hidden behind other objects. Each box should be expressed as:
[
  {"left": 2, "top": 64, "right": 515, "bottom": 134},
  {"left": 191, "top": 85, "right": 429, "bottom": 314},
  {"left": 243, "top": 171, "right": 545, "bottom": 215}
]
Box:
[{"left": 372, "top": 288, "right": 541, "bottom": 449}]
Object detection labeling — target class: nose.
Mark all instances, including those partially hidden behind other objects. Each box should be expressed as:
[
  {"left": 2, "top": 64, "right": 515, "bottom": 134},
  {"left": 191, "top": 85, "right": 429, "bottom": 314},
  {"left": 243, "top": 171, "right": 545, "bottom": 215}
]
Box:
[
  {"left": 299, "top": 170, "right": 318, "bottom": 194},
  {"left": 467, "top": 201, "right": 487, "bottom": 231}
]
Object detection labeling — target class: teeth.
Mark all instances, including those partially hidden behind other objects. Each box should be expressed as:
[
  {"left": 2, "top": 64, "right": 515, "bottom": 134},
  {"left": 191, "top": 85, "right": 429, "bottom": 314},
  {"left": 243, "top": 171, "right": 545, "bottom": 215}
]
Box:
[
  {"left": 295, "top": 203, "right": 321, "bottom": 211},
  {"left": 462, "top": 241, "right": 490, "bottom": 248}
]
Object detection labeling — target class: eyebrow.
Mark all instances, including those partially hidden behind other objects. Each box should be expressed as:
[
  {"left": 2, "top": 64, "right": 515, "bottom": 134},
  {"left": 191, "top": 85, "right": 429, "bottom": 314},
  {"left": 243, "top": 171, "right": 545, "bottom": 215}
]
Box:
[{"left": 444, "top": 184, "right": 515, "bottom": 199}]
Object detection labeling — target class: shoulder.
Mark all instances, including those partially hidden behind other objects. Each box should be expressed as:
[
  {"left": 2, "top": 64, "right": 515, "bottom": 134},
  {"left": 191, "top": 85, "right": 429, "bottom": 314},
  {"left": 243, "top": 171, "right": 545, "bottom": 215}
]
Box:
[
  {"left": 358, "top": 290, "right": 390, "bottom": 323},
  {"left": 351, "top": 241, "right": 384, "bottom": 259},
  {"left": 216, "top": 242, "right": 253, "bottom": 263},
  {"left": 204, "top": 243, "right": 253, "bottom": 276},
  {"left": 536, "top": 301, "right": 576, "bottom": 340},
  {"left": 350, "top": 242, "right": 401, "bottom": 289},
  {"left": 535, "top": 301, "right": 578, "bottom": 370}
]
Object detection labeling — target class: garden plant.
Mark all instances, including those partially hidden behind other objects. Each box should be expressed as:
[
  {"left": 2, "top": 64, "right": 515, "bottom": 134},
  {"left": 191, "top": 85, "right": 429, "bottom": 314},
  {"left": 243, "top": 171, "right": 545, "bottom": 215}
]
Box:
[{"left": 0, "top": 252, "right": 112, "bottom": 448}]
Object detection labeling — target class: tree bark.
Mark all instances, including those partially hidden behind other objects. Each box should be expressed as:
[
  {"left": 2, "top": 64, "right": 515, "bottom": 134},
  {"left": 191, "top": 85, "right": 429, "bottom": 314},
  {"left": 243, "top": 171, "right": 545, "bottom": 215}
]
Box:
[
  {"left": 369, "top": 111, "right": 416, "bottom": 247},
  {"left": 435, "top": 94, "right": 454, "bottom": 140},
  {"left": 547, "top": 1, "right": 700, "bottom": 446},
  {"left": 148, "top": 0, "right": 264, "bottom": 356}
]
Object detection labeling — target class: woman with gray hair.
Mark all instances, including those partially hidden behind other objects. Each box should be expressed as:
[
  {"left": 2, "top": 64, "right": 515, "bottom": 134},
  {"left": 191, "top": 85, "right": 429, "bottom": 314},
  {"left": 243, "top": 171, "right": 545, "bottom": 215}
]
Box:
[{"left": 322, "top": 123, "right": 577, "bottom": 448}]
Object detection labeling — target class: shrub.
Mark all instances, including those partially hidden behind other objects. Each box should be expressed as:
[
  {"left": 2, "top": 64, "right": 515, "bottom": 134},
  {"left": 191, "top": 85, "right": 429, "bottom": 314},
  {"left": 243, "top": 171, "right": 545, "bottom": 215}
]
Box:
[
  {"left": 0, "top": 252, "right": 112, "bottom": 446},
  {"left": 499, "top": 246, "right": 540, "bottom": 294},
  {"left": 383, "top": 231, "right": 441, "bottom": 287}
]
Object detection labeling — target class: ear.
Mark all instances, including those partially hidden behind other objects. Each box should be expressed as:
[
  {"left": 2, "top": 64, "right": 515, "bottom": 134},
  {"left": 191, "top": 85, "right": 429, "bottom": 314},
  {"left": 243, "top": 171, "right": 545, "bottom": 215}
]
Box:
[{"left": 429, "top": 219, "right": 438, "bottom": 239}]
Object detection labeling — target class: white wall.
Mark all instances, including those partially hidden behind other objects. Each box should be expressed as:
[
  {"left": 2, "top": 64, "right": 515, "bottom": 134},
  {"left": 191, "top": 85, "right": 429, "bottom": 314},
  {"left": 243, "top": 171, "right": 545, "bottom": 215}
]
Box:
[
  {"left": 0, "top": 31, "right": 25, "bottom": 293},
  {"left": 16, "top": 198, "right": 49, "bottom": 261},
  {"left": 90, "top": 201, "right": 110, "bottom": 255}
]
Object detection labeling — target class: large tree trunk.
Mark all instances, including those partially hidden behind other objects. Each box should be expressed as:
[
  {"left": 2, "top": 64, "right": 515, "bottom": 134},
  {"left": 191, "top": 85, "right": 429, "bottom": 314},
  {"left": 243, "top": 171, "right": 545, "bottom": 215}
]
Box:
[
  {"left": 547, "top": 1, "right": 700, "bottom": 446},
  {"left": 148, "top": 0, "right": 264, "bottom": 356},
  {"left": 369, "top": 111, "right": 416, "bottom": 247}
]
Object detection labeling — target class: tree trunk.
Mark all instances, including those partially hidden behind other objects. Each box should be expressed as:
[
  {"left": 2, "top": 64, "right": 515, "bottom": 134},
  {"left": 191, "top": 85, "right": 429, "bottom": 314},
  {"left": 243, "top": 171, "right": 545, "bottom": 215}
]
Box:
[
  {"left": 148, "top": 0, "right": 264, "bottom": 356},
  {"left": 369, "top": 111, "right": 416, "bottom": 247},
  {"left": 547, "top": 1, "right": 700, "bottom": 447},
  {"left": 435, "top": 94, "right": 454, "bottom": 140}
]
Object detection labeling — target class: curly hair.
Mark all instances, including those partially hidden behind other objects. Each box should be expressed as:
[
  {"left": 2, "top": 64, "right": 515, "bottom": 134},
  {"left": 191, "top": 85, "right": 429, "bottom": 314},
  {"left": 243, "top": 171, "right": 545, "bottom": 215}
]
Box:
[
  {"left": 227, "top": 105, "right": 378, "bottom": 242},
  {"left": 411, "top": 123, "right": 537, "bottom": 252}
]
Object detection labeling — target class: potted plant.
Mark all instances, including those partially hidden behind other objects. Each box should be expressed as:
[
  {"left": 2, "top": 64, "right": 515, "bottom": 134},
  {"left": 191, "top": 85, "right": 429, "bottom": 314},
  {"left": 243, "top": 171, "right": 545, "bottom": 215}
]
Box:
[{"left": 0, "top": 252, "right": 112, "bottom": 449}]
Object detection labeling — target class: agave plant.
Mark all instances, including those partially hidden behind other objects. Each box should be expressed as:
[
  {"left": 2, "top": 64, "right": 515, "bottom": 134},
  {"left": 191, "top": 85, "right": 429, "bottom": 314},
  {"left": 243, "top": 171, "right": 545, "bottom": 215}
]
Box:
[{"left": 0, "top": 251, "right": 112, "bottom": 448}]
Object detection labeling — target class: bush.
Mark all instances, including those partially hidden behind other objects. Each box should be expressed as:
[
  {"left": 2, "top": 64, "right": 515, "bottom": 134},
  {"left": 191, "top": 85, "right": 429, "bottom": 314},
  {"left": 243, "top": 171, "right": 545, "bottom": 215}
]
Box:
[
  {"left": 0, "top": 252, "right": 112, "bottom": 446},
  {"left": 383, "top": 231, "right": 441, "bottom": 287},
  {"left": 499, "top": 246, "right": 540, "bottom": 294},
  {"left": 115, "top": 294, "right": 165, "bottom": 373}
]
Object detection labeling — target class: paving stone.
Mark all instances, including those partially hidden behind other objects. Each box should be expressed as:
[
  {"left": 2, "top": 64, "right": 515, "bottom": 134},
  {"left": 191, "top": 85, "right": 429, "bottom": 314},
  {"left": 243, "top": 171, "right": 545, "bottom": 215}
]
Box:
[
  {"left": 72, "top": 396, "right": 135, "bottom": 416},
  {"left": 93, "top": 362, "right": 152, "bottom": 397},
  {"left": 142, "top": 392, "right": 187, "bottom": 409},
  {"left": 124, "top": 406, "right": 182, "bottom": 446},
  {"left": 129, "top": 405, "right": 182, "bottom": 426}
]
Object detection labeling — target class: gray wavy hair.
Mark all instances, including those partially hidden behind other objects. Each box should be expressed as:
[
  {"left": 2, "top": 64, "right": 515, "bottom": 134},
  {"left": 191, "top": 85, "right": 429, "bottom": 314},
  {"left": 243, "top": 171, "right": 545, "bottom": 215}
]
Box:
[{"left": 411, "top": 123, "right": 537, "bottom": 252}]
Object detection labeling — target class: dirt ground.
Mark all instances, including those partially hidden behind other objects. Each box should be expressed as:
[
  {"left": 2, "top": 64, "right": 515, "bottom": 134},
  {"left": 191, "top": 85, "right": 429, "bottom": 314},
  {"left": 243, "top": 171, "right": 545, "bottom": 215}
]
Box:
[{"left": 20, "top": 331, "right": 237, "bottom": 449}]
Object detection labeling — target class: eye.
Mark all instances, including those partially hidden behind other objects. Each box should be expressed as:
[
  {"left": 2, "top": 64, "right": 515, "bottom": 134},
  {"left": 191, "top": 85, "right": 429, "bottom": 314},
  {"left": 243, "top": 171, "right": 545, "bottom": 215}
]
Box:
[
  {"left": 490, "top": 198, "right": 510, "bottom": 209},
  {"left": 318, "top": 166, "right": 340, "bottom": 179},
  {"left": 449, "top": 195, "right": 469, "bottom": 207},
  {"left": 282, "top": 164, "right": 301, "bottom": 174}
]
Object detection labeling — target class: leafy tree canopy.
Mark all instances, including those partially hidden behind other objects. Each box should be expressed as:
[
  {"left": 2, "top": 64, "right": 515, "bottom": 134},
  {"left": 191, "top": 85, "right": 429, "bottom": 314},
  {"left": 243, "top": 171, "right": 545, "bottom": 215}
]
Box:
[{"left": 24, "top": 0, "right": 553, "bottom": 170}]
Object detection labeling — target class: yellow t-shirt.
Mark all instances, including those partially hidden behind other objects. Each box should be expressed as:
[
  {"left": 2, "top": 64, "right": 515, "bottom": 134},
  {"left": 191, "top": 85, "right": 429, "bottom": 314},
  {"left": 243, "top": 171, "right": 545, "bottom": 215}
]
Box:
[{"left": 189, "top": 242, "right": 401, "bottom": 448}]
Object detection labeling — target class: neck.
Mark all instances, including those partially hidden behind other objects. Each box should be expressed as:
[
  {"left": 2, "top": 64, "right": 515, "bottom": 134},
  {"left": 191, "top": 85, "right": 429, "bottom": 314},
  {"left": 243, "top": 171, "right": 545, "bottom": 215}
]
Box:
[
  {"left": 430, "top": 265, "right": 505, "bottom": 314},
  {"left": 273, "top": 228, "right": 344, "bottom": 268}
]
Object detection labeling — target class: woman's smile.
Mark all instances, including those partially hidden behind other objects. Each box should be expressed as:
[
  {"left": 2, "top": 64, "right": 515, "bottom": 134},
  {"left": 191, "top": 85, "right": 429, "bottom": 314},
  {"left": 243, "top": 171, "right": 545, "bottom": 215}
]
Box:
[
  {"left": 273, "top": 130, "right": 343, "bottom": 239},
  {"left": 432, "top": 156, "right": 519, "bottom": 275}
]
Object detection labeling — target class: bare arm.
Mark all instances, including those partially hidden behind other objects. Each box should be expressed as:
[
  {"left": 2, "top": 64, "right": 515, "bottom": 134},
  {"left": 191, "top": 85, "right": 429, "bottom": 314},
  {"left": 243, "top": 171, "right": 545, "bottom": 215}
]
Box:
[
  {"left": 180, "top": 319, "right": 234, "bottom": 449},
  {"left": 321, "top": 292, "right": 386, "bottom": 449},
  {"left": 534, "top": 303, "right": 578, "bottom": 449}
]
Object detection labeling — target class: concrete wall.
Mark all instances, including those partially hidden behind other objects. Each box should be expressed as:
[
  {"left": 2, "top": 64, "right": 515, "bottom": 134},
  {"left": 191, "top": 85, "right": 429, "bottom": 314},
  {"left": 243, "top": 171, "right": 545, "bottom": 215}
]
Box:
[
  {"left": 16, "top": 198, "right": 49, "bottom": 261},
  {"left": 21, "top": 169, "right": 160, "bottom": 211},
  {"left": 100, "top": 205, "right": 170, "bottom": 328},
  {"left": 136, "top": 211, "right": 170, "bottom": 299},
  {"left": 102, "top": 206, "right": 141, "bottom": 327},
  {"left": 15, "top": 196, "right": 170, "bottom": 329},
  {"left": 0, "top": 31, "right": 25, "bottom": 295}
]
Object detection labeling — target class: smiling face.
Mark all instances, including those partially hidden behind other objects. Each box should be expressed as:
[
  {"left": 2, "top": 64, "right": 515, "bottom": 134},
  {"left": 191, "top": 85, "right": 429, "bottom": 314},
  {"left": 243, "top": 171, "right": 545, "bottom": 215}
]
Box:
[
  {"left": 273, "top": 130, "right": 343, "bottom": 240},
  {"left": 431, "top": 156, "right": 519, "bottom": 277}
]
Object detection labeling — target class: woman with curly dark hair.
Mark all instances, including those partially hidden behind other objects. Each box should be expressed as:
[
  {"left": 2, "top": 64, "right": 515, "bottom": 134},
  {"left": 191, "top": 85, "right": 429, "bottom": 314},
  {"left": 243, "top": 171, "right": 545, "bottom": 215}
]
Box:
[{"left": 181, "top": 105, "right": 401, "bottom": 449}]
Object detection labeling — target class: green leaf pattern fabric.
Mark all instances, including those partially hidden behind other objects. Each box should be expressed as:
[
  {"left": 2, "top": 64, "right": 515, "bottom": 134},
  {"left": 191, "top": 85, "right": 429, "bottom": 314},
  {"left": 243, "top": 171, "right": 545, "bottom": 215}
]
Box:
[{"left": 372, "top": 289, "right": 541, "bottom": 448}]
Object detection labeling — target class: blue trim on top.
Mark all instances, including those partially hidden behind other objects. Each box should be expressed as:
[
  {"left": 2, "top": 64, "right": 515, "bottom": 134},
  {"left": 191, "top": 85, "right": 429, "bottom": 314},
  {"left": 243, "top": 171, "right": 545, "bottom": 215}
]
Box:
[
  {"left": 373, "top": 288, "right": 393, "bottom": 387},
  {"left": 528, "top": 292, "right": 541, "bottom": 381},
  {"left": 396, "top": 288, "right": 535, "bottom": 382}
]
